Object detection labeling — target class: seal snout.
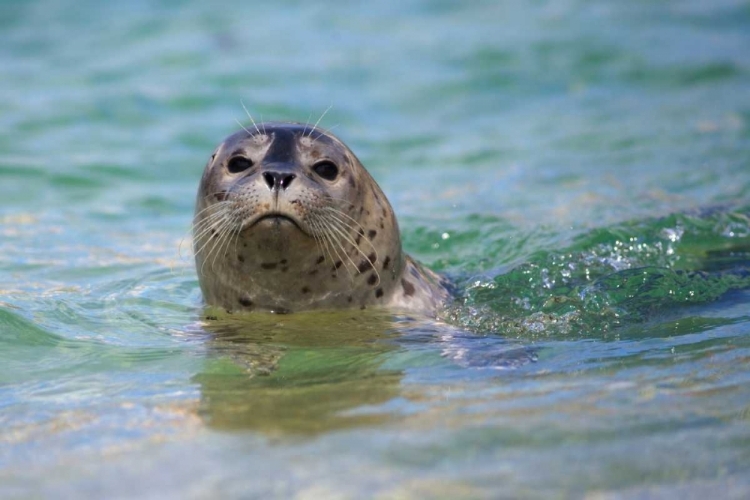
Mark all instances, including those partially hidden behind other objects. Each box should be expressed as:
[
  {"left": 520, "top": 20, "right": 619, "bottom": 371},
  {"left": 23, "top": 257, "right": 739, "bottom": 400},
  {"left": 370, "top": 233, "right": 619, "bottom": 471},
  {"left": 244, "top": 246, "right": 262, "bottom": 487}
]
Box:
[{"left": 263, "top": 171, "right": 296, "bottom": 191}]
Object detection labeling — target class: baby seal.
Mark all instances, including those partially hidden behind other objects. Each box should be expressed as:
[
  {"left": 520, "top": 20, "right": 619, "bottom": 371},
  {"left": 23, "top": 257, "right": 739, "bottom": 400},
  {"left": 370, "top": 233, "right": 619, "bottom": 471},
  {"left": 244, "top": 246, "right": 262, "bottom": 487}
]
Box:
[{"left": 193, "top": 122, "right": 450, "bottom": 315}]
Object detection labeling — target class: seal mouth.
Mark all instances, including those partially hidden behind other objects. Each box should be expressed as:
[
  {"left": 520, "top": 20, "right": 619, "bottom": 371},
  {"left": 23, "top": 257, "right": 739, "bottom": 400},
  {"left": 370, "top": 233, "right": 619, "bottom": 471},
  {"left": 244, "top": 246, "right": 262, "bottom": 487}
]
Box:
[{"left": 248, "top": 212, "right": 306, "bottom": 233}]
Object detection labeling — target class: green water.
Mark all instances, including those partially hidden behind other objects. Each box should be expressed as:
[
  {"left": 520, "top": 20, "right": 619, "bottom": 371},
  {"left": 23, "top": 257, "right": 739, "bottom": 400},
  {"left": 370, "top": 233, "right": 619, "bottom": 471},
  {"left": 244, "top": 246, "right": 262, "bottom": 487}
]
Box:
[{"left": 2, "top": 0, "right": 750, "bottom": 497}]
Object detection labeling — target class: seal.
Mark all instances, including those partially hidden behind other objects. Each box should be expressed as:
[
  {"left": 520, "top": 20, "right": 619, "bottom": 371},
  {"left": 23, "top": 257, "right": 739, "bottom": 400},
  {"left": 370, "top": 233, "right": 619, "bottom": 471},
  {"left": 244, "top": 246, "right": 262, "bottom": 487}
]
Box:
[{"left": 193, "top": 122, "right": 450, "bottom": 316}]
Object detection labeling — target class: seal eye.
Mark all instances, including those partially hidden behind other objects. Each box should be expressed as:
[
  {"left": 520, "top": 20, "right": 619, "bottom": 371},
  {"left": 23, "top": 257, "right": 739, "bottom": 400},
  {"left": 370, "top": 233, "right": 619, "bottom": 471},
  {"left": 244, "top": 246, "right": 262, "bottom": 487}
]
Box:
[
  {"left": 313, "top": 161, "right": 338, "bottom": 181},
  {"left": 227, "top": 157, "right": 254, "bottom": 174}
]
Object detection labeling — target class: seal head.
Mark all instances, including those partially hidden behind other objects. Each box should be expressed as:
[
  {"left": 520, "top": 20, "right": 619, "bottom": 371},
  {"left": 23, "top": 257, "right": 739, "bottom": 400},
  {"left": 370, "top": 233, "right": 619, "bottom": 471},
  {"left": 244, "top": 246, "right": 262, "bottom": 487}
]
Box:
[{"left": 194, "top": 122, "right": 449, "bottom": 315}]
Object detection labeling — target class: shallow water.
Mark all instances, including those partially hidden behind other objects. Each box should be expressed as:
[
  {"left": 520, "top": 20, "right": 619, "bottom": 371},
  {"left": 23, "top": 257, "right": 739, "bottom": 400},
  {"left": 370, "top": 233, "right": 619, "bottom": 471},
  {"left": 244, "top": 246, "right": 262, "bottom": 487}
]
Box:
[{"left": 2, "top": 0, "right": 750, "bottom": 497}]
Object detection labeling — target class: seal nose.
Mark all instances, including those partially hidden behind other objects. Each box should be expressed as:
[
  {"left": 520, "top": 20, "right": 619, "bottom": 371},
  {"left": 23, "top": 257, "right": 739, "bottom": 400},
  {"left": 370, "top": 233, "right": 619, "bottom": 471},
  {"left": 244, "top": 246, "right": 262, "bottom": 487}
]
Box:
[{"left": 263, "top": 171, "right": 296, "bottom": 191}]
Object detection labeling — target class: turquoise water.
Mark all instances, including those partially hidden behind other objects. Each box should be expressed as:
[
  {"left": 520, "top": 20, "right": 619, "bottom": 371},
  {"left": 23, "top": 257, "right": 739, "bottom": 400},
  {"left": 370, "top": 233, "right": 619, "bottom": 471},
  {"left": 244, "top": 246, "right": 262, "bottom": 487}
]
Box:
[{"left": 2, "top": 0, "right": 750, "bottom": 497}]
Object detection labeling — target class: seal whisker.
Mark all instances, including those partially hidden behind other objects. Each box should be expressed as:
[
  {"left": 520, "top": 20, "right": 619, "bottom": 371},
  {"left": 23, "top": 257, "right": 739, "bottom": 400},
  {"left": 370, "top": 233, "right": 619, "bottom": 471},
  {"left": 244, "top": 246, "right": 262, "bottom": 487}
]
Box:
[
  {"left": 319, "top": 217, "right": 368, "bottom": 280},
  {"left": 240, "top": 99, "right": 262, "bottom": 135},
  {"left": 311, "top": 124, "right": 339, "bottom": 146},
  {"left": 305, "top": 217, "right": 326, "bottom": 261},
  {"left": 310, "top": 213, "right": 349, "bottom": 271},
  {"left": 191, "top": 209, "right": 235, "bottom": 246},
  {"left": 219, "top": 223, "right": 242, "bottom": 270},
  {"left": 192, "top": 202, "right": 233, "bottom": 226},
  {"left": 310, "top": 209, "right": 378, "bottom": 280},
  {"left": 311, "top": 212, "right": 361, "bottom": 279},
  {"left": 234, "top": 118, "right": 252, "bottom": 137},
  {"left": 194, "top": 210, "right": 234, "bottom": 266},
  {"left": 213, "top": 212, "right": 240, "bottom": 263},
  {"left": 308, "top": 216, "right": 340, "bottom": 271},
  {"left": 319, "top": 195, "right": 365, "bottom": 210},
  {"left": 202, "top": 215, "right": 237, "bottom": 274},
  {"left": 194, "top": 214, "right": 229, "bottom": 265},
  {"left": 193, "top": 204, "right": 233, "bottom": 227},
  {"left": 321, "top": 206, "right": 380, "bottom": 255},
  {"left": 230, "top": 218, "right": 244, "bottom": 258},
  {"left": 325, "top": 229, "right": 358, "bottom": 280},
  {"left": 301, "top": 112, "right": 313, "bottom": 138},
  {"left": 323, "top": 215, "right": 381, "bottom": 286},
  {"left": 307, "top": 105, "right": 332, "bottom": 138},
  {"left": 183, "top": 203, "right": 234, "bottom": 259},
  {"left": 178, "top": 236, "right": 192, "bottom": 260},
  {"left": 191, "top": 221, "right": 225, "bottom": 250},
  {"left": 213, "top": 213, "right": 242, "bottom": 268},
  {"left": 193, "top": 200, "right": 234, "bottom": 220}
]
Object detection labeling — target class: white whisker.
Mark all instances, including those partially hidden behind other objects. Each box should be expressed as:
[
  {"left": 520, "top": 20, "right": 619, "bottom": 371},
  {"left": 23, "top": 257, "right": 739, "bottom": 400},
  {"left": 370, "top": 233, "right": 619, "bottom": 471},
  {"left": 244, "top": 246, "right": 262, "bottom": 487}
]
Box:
[
  {"left": 322, "top": 206, "right": 380, "bottom": 255},
  {"left": 235, "top": 118, "right": 252, "bottom": 136},
  {"left": 240, "top": 99, "right": 261, "bottom": 135},
  {"left": 194, "top": 209, "right": 235, "bottom": 270},
  {"left": 324, "top": 215, "right": 380, "bottom": 286},
  {"left": 311, "top": 123, "right": 338, "bottom": 146},
  {"left": 201, "top": 217, "right": 236, "bottom": 275},
  {"left": 307, "top": 105, "right": 332, "bottom": 138},
  {"left": 319, "top": 217, "right": 364, "bottom": 279},
  {"left": 192, "top": 210, "right": 233, "bottom": 245},
  {"left": 301, "top": 112, "right": 313, "bottom": 137},
  {"left": 181, "top": 202, "right": 233, "bottom": 259},
  {"left": 308, "top": 217, "right": 338, "bottom": 272}
]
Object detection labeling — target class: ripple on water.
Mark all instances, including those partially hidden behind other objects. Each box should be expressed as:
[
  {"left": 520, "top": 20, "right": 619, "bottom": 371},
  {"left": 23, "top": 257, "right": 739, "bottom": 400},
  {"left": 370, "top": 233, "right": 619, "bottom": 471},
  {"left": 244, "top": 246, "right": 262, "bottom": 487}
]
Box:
[
  {"left": 443, "top": 206, "right": 750, "bottom": 339},
  {"left": 1, "top": 0, "right": 750, "bottom": 496}
]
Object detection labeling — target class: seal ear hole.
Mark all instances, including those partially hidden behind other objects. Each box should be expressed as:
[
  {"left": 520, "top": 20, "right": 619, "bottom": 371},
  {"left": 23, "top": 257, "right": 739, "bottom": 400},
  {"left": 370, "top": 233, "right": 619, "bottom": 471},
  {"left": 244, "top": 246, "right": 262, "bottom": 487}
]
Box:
[
  {"left": 313, "top": 161, "right": 338, "bottom": 181},
  {"left": 227, "top": 157, "right": 254, "bottom": 174}
]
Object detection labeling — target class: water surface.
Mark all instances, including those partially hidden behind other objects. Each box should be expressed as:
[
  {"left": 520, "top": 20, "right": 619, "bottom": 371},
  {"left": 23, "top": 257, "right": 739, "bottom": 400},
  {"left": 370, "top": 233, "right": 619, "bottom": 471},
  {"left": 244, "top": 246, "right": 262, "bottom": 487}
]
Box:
[{"left": 2, "top": 0, "right": 750, "bottom": 497}]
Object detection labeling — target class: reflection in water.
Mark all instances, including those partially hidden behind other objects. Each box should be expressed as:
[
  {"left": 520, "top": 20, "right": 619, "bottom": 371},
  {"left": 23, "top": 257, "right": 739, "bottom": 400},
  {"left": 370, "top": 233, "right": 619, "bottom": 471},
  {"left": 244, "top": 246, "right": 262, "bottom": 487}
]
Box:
[
  {"left": 193, "top": 308, "right": 541, "bottom": 435},
  {"left": 194, "top": 310, "right": 405, "bottom": 435}
]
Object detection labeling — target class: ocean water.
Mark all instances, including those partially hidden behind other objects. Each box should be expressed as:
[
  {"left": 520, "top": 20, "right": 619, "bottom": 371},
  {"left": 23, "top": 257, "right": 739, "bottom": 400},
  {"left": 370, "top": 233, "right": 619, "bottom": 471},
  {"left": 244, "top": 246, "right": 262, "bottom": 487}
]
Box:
[{"left": 2, "top": 0, "right": 750, "bottom": 497}]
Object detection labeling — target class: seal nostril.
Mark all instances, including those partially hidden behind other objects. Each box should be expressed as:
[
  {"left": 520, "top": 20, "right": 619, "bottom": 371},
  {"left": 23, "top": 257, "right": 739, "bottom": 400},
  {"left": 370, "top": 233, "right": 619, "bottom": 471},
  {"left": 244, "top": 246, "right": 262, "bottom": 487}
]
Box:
[
  {"left": 263, "top": 172, "right": 276, "bottom": 190},
  {"left": 280, "top": 174, "right": 296, "bottom": 190},
  {"left": 263, "top": 172, "right": 296, "bottom": 191}
]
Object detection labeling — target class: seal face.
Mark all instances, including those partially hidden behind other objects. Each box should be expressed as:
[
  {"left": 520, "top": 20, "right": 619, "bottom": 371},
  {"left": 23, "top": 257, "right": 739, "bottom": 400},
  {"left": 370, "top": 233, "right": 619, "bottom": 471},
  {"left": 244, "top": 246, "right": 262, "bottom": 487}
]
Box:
[{"left": 194, "top": 122, "right": 449, "bottom": 315}]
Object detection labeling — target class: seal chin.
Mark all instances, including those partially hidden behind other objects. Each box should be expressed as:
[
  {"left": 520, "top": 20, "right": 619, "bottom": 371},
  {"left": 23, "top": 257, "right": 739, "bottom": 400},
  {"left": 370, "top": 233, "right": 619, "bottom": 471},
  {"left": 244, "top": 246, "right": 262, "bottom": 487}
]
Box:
[{"left": 247, "top": 213, "right": 307, "bottom": 234}]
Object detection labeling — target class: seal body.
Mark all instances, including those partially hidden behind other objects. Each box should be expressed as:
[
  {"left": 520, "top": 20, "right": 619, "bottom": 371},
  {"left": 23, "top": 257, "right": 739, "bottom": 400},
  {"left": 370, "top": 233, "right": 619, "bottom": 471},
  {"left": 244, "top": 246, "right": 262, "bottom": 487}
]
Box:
[{"left": 193, "top": 122, "right": 449, "bottom": 315}]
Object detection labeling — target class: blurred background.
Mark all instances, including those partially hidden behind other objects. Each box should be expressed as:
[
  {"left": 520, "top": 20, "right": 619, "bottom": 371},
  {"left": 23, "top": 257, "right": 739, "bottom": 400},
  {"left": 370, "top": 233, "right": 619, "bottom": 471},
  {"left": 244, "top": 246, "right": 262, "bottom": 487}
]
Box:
[{"left": 1, "top": 0, "right": 750, "bottom": 497}]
